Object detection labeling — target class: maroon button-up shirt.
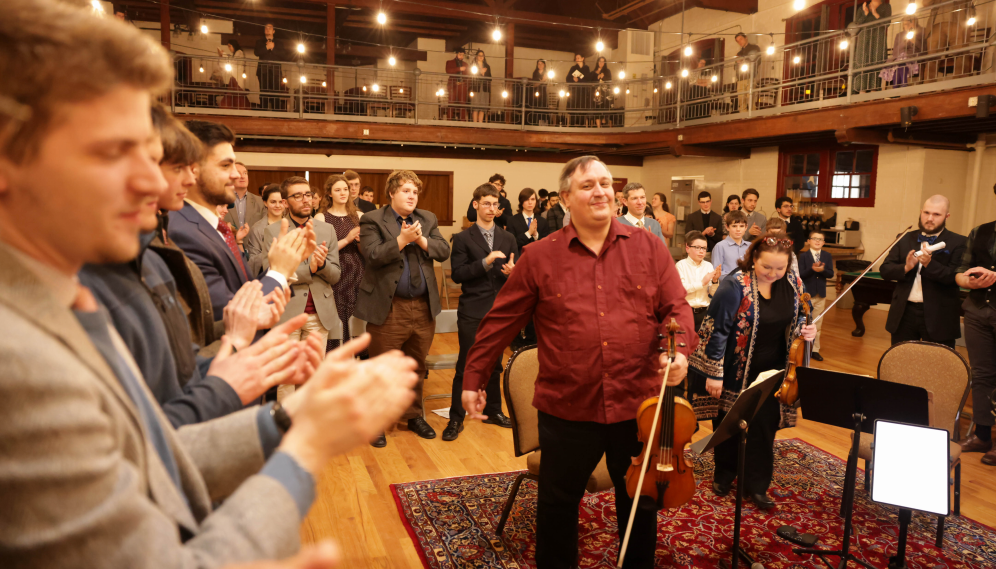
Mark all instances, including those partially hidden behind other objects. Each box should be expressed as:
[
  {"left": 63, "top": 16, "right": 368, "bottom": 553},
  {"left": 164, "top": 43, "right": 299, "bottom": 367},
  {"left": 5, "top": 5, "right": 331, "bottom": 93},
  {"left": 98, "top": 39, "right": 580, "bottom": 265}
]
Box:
[{"left": 463, "top": 219, "right": 696, "bottom": 424}]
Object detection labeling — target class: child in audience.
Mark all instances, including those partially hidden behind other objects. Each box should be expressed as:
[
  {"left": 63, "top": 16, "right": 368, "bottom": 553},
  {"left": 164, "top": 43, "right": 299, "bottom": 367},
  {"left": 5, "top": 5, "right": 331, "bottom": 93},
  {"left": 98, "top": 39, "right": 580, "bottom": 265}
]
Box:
[
  {"left": 712, "top": 211, "right": 750, "bottom": 281},
  {"left": 676, "top": 231, "right": 720, "bottom": 331},
  {"left": 798, "top": 230, "right": 834, "bottom": 361}
]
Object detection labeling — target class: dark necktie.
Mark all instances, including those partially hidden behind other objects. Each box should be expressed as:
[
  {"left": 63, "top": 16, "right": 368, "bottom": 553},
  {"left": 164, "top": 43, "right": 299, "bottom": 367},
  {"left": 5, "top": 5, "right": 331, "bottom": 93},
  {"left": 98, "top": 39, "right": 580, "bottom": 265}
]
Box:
[
  {"left": 405, "top": 217, "right": 422, "bottom": 290},
  {"left": 217, "top": 219, "right": 247, "bottom": 279},
  {"left": 484, "top": 229, "right": 494, "bottom": 251}
]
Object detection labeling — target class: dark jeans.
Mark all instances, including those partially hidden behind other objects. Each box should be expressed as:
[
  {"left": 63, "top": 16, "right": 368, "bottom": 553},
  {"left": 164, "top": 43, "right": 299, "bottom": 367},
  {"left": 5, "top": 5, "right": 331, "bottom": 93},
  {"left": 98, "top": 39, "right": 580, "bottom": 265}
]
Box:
[
  {"left": 712, "top": 389, "right": 780, "bottom": 495},
  {"left": 965, "top": 305, "right": 996, "bottom": 427},
  {"left": 449, "top": 312, "right": 503, "bottom": 421},
  {"left": 890, "top": 301, "right": 956, "bottom": 348},
  {"left": 536, "top": 411, "right": 657, "bottom": 569}
]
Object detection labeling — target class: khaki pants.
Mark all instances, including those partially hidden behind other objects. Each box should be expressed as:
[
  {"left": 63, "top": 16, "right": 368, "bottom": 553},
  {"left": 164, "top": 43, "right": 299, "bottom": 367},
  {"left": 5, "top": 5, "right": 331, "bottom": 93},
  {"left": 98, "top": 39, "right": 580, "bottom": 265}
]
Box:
[
  {"left": 737, "top": 79, "right": 751, "bottom": 113},
  {"left": 366, "top": 295, "right": 434, "bottom": 421},
  {"left": 277, "top": 313, "right": 329, "bottom": 401},
  {"left": 811, "top": 295, "right": 826, "bottom": 353}
]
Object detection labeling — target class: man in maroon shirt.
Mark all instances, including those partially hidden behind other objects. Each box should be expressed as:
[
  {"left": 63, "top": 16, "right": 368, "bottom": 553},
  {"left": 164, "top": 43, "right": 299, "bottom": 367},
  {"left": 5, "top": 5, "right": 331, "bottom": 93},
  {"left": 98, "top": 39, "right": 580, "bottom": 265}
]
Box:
[{"left": 462, "top": 156, "right": 696, "bottom": 568}]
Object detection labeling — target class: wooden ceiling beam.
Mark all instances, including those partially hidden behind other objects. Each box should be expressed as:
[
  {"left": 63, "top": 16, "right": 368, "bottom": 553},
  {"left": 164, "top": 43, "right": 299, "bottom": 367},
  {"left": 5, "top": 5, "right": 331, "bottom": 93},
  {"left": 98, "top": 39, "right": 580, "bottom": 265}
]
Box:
[
  {"left": 671, "top": 143, "right": 750, "bottom": 159},
  {"left": 196, "top": 0, "right": 325, "bottom": 17}
]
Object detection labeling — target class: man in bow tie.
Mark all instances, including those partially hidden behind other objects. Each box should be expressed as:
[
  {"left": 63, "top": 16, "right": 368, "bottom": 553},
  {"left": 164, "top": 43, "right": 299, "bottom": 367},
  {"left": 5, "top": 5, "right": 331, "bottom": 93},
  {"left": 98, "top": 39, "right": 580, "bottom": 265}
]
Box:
[{"left": 880, "top": 195, "right": 967, "bottom": 348}]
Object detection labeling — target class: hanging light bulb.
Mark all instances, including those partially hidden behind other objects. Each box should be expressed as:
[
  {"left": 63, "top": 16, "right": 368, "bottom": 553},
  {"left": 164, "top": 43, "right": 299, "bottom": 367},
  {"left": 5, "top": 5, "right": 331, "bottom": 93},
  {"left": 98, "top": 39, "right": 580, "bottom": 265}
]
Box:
[
  {"left": 680, "top": 69, "right": 689, "bottom": 77},
  {"left": 535, "top": 91, "right": 540, "bottom": 97},
  {"left": 300, "top": 76, "right": 307, "bottom": 83},
  {"left": 840, "top": 39, "right": 849, "bottom": 49},
  {"left": 711, "top": 75, "right": 718, "bottom": 82},
  {"left": 492, "top": 27, "right": 502, "bottom": 41},
  {"left": 399, "top": 88, "right": 403, "bottom": 93},
  {"left": 793, "top": 0, "right": 805, "bottom": 9},
  {"left": 596, "top": 40, "right": 605, "bottom": 52},
  {"left": 377, "top": 11, "right": 387, "bottom": 24},
  {"left": 91, "top": 0, "right": 104, "bottom": 12},
  {"left": 906, "top": 30, "right": 915, "bottom": 39},
  {"left": 469, "top": 91, "right": 474, "bottom": 97},
  {"left": 388, "top": 56, "right": 396, "bottom": 66},
  {"left": 566, "top": 92, "right": 570, "bottom": 97},
  {"left": 200, "top": 24, "right": 208, "bottom": 34},
  {"left": 625, "top": 88, "right": 630, "bottom": 94},
  {"left": 547, "top": 69, "right": 555, "bottom": 79},
  {"left": 793, "top": 55, "right": 801, "bottom": 64},
  {"left": 501, "top": 90, "right": 508, "bottom": 98},
  {"left": 297, "top": 43, "right": 305, "bottom": 54},
  {"left": 471, "top": 65, "right": 479, "bottom": 74},
  {"left": 613, "top": 87, "right": 620, "bottom": 94},
  {"left": 372, "top": 83, "right": 379, "bottom": 92},
  {"left": 618, "top": 70, "right": 626, "bottom": 79},
  {"left": 283, "top": 77, "right": 288, "bottom": 83},
  {"left": 968, "top": 16, "right": 977, "bottom": 25},
  {"left": 559, "top": 90, "right": 565, "bottom": 97},
  {"left": 654, "top": 87, "right": 658, "bottom": 93},
  {"left": 224, "top": 63, "right": 232, "bottom": 72},
  {"left": 766, "top": 44, "right": 775, "bottom": 55},
  {"left": 362, "top": 85, "right": 366, "bottom": 91},
  {"left": 665, "top": 81, "right": 672, "bottom": 89},
  {"left": 906, "top": 2, "right": 917, "bottom": 14},
  {"left": 199, "top": 66, "right": 204, "bottom": 73},
  {"left": 322, "top": 81, "right": 327, "bottom": 87},
  {"left": 740, "top": 63, "right": 748, "bottom": 72},
  {"left": 684, "top": 45, "right": 693, "bottom": 56},
  {"left": 243, "top": 72, "right": 247, "bottom": 79}
]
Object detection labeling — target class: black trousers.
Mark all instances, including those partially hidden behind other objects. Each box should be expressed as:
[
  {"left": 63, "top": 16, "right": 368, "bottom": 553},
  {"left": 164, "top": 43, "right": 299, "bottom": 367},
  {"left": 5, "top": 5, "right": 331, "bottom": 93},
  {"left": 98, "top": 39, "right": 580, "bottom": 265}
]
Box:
[
  {"left": 712, "top": 389, "right": 781, "bottom": 495},
  {"left": 692, "top": 307, "right": 707, "bottom": 333},
  {"left": 449, "top": 312, "right": 503, "bottom": 421},
  {"left": 965, "top": 305, "right": 996, "bottom": 428},
  {"left": 536, "top": 411, "right": 657, "bottom": 569},
  {"left": 891, "top": 301, "right": 956, "bottom": 348}
]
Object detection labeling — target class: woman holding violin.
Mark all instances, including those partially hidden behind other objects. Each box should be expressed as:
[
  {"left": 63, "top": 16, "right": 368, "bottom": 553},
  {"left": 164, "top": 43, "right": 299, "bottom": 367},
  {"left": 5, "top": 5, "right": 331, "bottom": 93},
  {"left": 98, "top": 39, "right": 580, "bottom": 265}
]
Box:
[{"left": 689, "top": 233, "right": 816, "bottom": 510}]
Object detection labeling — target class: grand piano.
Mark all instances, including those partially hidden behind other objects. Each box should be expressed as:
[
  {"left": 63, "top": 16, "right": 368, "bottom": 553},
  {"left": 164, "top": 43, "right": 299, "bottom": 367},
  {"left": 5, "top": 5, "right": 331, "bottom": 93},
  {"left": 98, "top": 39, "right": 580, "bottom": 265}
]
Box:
[{"left": 838, "top": 271, "right": 969, "bottom": 336}]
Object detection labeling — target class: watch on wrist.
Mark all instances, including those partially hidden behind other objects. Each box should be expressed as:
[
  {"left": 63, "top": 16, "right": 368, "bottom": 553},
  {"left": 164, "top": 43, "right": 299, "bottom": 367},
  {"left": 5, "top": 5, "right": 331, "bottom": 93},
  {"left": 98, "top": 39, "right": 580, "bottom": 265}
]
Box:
[{"left": 270, "top": 401, "right": 292, "bottom": 434}]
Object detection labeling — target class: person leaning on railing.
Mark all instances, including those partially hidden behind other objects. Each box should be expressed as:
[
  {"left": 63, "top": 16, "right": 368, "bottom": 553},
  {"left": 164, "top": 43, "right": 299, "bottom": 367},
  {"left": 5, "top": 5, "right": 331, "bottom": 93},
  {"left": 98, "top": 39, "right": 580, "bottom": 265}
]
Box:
[
  {"left": 445, "top": 48, "right": 470, "bottom": 121},
  {"left": 529, "top": 59, "right": 550, "bottom": 125},
  {"left": 255, "top": 23, "right": 289, "bottom": 110},
  {"left": 852, "top": 0, "right": 893, "bottom": 93},
  {"left": 469, "top": 49, "right": 492, "bottom": 124},
  {"left": 733, "top": 32, "right": 761, "bottom": 113},
  {"left": 881, "top": 17, "right": 926, "bottom": 88}
]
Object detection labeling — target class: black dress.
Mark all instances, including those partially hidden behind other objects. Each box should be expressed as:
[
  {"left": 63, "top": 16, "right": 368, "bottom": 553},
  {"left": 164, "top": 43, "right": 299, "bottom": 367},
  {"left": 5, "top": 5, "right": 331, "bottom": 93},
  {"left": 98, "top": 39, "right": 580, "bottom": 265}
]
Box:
[
  {"left": 591, "top": 65, "right": 613, "bottom": 122},
  {"left": 324, "top": 212, "right": 365, "bottom": 352},
  {"left": 565, "top": 64, "right": 591, "bottom": 125},
  {"left": 712, "top": 276, "right": 794, "bottom": 495}
]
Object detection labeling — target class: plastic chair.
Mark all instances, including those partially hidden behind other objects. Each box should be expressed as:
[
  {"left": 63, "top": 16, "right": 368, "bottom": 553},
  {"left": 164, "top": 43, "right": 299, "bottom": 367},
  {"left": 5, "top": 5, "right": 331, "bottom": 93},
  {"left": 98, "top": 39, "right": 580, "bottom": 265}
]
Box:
[{"left": 421, "top": 309, "right": 459, "bottom": 419}]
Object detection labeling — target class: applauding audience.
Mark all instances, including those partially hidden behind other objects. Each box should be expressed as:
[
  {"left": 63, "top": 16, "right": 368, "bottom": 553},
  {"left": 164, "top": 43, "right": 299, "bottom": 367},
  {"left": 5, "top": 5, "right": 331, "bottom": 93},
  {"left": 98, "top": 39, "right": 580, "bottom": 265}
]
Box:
[
  {"left": 321, "top": 174, "right": 366, "bottom": 352},
  {"left": 508, "top": 187, "right": 550, "bottom": 248}
]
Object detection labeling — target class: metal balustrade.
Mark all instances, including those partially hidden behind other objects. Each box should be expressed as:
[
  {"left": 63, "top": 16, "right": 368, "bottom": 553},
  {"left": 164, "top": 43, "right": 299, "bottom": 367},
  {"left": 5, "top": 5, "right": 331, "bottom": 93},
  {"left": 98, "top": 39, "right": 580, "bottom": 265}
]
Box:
[{"left": 168, "top": 0, "right": 995, "bottom": 133}]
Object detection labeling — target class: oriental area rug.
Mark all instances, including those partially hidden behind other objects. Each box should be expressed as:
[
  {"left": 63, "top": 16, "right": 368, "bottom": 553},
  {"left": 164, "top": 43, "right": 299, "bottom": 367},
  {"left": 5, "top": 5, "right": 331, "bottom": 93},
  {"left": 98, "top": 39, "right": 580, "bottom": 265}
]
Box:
[{"left": 390, "top": 439, "right": 996, "bottom": 569}]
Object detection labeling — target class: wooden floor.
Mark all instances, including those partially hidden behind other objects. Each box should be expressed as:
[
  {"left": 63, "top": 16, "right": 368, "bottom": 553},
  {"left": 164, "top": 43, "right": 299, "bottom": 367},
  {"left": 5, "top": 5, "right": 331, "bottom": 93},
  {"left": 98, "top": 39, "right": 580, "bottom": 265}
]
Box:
[{"left": 299, "top": 305, "right": 996, "bottom": 568}]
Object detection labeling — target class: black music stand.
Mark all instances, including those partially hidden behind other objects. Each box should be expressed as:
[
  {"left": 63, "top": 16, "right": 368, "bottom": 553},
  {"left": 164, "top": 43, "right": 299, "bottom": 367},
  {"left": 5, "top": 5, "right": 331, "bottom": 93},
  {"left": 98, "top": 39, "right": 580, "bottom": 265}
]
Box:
[
  {"left": 792, "top": 367, "right": 930, "bottom": 569},
  {"left": 691, "top": 370, "right": 785, "bottom": 569}
]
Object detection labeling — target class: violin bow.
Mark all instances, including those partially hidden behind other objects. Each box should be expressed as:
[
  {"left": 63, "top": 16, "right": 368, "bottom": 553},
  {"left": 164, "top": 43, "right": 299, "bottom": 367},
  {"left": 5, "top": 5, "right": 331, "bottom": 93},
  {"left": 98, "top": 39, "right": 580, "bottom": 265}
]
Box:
[
  {"left": 617, "top": 320, "right": 678, "bottom": 568},
  {"left": 812, "top": 225, "right": 912, "bottom": 325}
]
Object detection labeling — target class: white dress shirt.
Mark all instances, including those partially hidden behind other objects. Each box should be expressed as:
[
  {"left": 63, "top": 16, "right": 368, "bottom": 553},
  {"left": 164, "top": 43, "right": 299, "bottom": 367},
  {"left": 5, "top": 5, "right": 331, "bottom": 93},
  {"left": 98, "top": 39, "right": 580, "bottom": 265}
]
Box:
[
  {"left": 521, "top": 211, "right": 539, "bottom": 241},
  {"left": 623, "top": 212, "right": 645, "bottom": 227},
  {"left": 676, "top": 257, "right": 714, "bottom": 308},
  {"left": 907, "top": 232, "right": 940, "bottom": 303}
]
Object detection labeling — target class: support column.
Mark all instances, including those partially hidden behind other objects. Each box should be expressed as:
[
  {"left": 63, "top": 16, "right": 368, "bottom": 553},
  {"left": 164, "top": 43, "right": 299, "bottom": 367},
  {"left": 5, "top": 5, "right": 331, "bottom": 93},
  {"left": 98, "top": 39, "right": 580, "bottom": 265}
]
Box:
[
  {"left": 505, "top": 22, "right": 515, "bottom": 78},
  {"left": 160, "top": 0, "right": 170, "bottom": 49}
]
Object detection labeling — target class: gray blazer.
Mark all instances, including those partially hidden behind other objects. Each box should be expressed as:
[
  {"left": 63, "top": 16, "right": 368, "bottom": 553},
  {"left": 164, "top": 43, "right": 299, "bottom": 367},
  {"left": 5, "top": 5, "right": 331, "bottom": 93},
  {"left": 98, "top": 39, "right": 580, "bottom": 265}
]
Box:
[
  {"left": 261, "top": 218, "right": 342, "bottom": 337},
  {"left": 245, "top": 216, "right": 273, "bottom": 279},
  {"left": 354, "top": 206, "right": 450, "bottom": 326},
  {"left": 0, "top": 243, "right": 301, "bottom": 567},
  {"left": 617, "top": 214, "right": 668, "bottom": 247},
  {"left": 224, "top": 191, "right": 266, "bottom": 231}
]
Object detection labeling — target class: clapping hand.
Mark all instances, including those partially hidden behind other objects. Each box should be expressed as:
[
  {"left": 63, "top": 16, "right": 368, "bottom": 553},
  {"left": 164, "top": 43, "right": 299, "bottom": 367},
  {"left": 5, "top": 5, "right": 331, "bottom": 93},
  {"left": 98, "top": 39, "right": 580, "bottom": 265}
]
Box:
[
  {"left": 268, "top": 219, "right": 312, "bottom": 279},
  {"left": 310, "top": 241, "right": 329, "bottom": 273},
  {"left": 904, "top": 249, "right": 918, "bottom": 273},
  {"left": 702, "top": 226, "right": 716, "bottom": 237},
  {"left": 208, "top": 314, "right": 308, "bottom": 404},
  {"left": 813, "top": 261, "right": 825, "bottom": 273},
  {"left": 258, "top": 285, "right": 291, "bottom": 330},
  {"left": 223, "top": 281, "right": 265, "bottom": 350},
  {"left": 500, "top": 253, "right": 515, "bottom": 276},
  {"left": 400, "top": 220, "right": 421, "bottom": 245},
  {"left": 701, "top": 271, "right": 713, "bottom": 287},
  {"left": 749, "top": 223, "right": 762, "bottom": 236},
  {"left": 484, "top": 250, "right": 506, "bottom": 266},
  {"left": 528, "top": 218, "right": 538, "bottom": 236},
  {"left": 236, "top": 223, "right": 250, "bottom": 244}
]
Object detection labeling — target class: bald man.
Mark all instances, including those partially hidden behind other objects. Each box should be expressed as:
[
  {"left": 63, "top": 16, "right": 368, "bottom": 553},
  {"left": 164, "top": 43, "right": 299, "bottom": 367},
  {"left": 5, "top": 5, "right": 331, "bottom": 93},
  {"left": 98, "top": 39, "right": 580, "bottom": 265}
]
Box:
[{"left": 880, "top": 195, "right": 967, "bottom": 347}]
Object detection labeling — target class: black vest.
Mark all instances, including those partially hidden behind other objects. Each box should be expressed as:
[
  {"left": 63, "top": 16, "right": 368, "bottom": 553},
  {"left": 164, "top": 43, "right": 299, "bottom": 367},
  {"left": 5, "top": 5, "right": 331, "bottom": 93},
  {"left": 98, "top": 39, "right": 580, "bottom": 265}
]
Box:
[{"left": 968, "top": 221, "right": 996, "bottom": 309}]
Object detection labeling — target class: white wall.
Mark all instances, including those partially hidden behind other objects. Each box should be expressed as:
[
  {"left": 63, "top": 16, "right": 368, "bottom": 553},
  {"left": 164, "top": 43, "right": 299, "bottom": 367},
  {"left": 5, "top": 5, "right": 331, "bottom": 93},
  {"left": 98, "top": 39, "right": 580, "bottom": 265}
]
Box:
[{"left": 236, "top": 152, "right": 644, "bottom": 242}]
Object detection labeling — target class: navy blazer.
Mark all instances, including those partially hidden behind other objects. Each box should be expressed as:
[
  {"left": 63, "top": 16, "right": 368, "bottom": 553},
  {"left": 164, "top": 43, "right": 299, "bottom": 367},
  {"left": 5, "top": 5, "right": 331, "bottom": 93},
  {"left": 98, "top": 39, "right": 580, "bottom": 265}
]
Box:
[
  {"left": 797, "top": 249, "right": 835, "bottom": 297},
  {"left": 450, "top": 223, "right": 518, "bottom": 319},
  {"left": 168, "top": 202, "right": 281, "bottom": 321}
]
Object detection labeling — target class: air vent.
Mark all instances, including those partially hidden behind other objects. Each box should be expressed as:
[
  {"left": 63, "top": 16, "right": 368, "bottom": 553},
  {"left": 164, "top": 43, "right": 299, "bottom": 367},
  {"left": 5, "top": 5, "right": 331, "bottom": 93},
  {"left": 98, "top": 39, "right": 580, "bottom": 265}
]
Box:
[{"left": 630, "top": 31, "right": 652, "bottom": 56}]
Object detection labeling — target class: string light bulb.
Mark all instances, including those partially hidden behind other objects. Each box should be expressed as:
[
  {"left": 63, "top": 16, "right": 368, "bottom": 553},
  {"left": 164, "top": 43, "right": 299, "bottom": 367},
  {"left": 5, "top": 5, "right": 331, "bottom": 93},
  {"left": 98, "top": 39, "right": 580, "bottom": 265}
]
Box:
[
  {"left": 654, "top": 87, "right": 658, "bottom": 93},
  {"left": 906, "top": 2, "right": 917, "bottom": 14},
  {"left": 740, "top": 63, "right": 748, "bottom": 72},
  {"left": 243, "top": 72, "right": 247, "bottom": 79},
  {"left": 199, "top": 66, "right": 204, "bottom": 73},
  {"left": 224, "top": 63, "right": 232, "bottom": 71},
  {"left": 200, "top": 24, "right": 208, "bottom": 34},
  {"left": 300, "top": 76, "right": 307, "bottom": 83},
  {"left": 492, "top": 27, "right": 502, "bottom": 41},
  {"left": 711, "top": 75, "right": 718, "bottom": 82},
  {"left": 626, "top": 88, "right": 630, "bottom": 94},
  {"left": 613, "top": 87, "right": 620, "bottom": 94},
  {"left": 501, "top": 90, "right": 508, "bottom": 98},
  {"left": 388, "top": 56, "right": 396, "bottom": 66},
  {"left": 793, "top": 55, "right": 801, "bottom": 64},
  {"left": 618, "top": 70, "right": 626, "bottom": 79},
  {"left": 906, "top": 30, "right": 915, "bottom": 39},
  {"left": 793, "top": 0, "right": 805, "bottom": 9},
  {"left": 596, "top": 40, "right": 604, "bottom": 52},
  {"left": 372, "top": 83, "right": 379, "bottom": 92},
  {"left": 767, "top": 34, "right": 776, "bottom": 55},
  {"left": 535, "top": 91, "right": 540, "bottom": 96},
  {"left": 283, "top": 77, "right": 288, "bottom": 83},
  {"left": 471, "top": 65, "right": 479, "bottom": 74},
  {"left": 680, "top": 69, "right": 689, "bottom": 77},
  {"left": 377, "top": 11, "right": 387, "bottom": 24},
  {"left": 665, "top": 81, "right": 672, "bottom": 89},
  {"left": 684, "top": 45, "right": 693, "bottom": 56},
  {"left": 968, "top": 16, "right": 976, "bottom": 25},
  {"left": 840, "top": 39, "right": 849, "bottom": 49},
  {"left": 91, "top": 0, "right": 104, "bottom": 12},
  {"left": 559, "top": 90, "right": 565, "bottom": 97},
  {"left": 399, "top": 88, "right": 403, "bottom": 93},
  {"left": 296, "top": 43, "right": 305, "bottom": 54},
  {"left": 322, "top": 81, "right": 327, "bottom": 87},
  {"left": 547, "top": 69, "right": 555, "bottom": 79}
]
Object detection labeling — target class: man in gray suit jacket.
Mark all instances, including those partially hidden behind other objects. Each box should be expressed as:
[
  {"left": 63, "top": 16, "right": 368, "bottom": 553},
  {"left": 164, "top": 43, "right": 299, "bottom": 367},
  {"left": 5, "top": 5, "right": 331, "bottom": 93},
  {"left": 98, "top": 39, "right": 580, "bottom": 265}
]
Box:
[
  {"left": 263, "top": 177, "right": 342, "bottom": 400},
  {"left": 354, "top": 170, "right": 451, "bottom": 446},
  {"left": 224, "top": 162, "right": 266, "bottom": 232},
  {"left": 547, "top": 196, "right": 568, "bottom": 231},
  {"left": 0, "top": 4, "right": 418, "bottom": 565},
  {"left": 617, "top": 182, "right": 669, "bottom": 246}
]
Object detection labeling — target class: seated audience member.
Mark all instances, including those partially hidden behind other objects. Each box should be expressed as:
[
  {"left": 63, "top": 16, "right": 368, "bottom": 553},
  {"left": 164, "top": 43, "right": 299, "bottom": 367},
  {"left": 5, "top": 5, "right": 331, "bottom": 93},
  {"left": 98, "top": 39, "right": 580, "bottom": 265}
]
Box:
[
  {"left": 711, "top": 210, "right": 750, "bottom": 280},
  {"left": 262, "top": 177, "right": 341, "bottom": 401},
  {"left": 246, "top": 183, "right": 286, "bottom": 276},
  {"left": 508, "top": 187, "right": 550, "bottom": 249},
  {"left": 321, "top": 175, "right": 365, "bottom": 352},
  {"left": 798, "top": 230, "right": 834, "bottom": 361},
  {"left": 346, "top": 169, "right": 376, "bottom": 213},
  {"left": 169, "top": 120, "right": 311, "bottom": 320},
  {"left": 617, "top": 182, "right": 667, "bottom": 245},
  {"left": 546, "top": 192, "right": 567, "bottom": 229},
  {"left": 79, "top": 104, "right": 297, "bottom": 427},
  {"left": 224, "top": 161, "right": 265, "bottom": 234},
  {"left": 0, "top": 2, "right": 419, "bottom": 565},
  {"left": 359, "top": 185, "right": 376, "bottom": 207},
  {"left": 355, "top": 170, "right": 451, "bottom": 447},
  {"left": 765, "top": 217, "right": 800, "bottom": 275},
  {"left": 676, "top": 231, "right": 720, "bottom": 331},
  {"left": 685, "top": 191, "right": 724, "bottom": 252},
  {"left": 466, "top": 173, "right": 512, "bottom": 228},
  {"left": 443, "top": 183, "right": 518, "bottom": 441}
]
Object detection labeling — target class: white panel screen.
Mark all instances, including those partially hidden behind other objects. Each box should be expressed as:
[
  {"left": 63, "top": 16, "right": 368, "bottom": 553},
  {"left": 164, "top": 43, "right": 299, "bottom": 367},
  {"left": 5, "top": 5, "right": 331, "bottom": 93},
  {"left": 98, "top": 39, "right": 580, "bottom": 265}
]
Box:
[{"left": 870, "top": 421, "right": 949, "bottom": 516}]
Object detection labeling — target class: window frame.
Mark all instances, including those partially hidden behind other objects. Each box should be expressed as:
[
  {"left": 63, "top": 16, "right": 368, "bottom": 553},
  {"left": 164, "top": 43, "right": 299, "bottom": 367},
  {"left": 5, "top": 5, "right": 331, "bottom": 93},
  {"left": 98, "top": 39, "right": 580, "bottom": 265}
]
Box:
[{"left": 776, "top": 142, "right": 878, "bottom": 207}]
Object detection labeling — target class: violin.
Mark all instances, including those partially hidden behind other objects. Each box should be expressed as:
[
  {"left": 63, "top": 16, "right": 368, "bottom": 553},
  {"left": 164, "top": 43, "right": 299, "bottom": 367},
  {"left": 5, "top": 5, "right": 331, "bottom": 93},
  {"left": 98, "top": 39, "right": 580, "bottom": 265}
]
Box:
[
  {"left": 618, "top": 318, "right": 696, "bottom": 567},
  {"left": 776, "top": 292, "right": 811, "bottom": 405}
]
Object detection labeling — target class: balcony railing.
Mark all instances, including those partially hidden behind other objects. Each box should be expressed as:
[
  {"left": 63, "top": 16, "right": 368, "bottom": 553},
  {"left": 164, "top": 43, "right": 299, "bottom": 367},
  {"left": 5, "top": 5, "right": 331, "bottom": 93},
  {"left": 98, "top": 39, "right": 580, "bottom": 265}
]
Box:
[{"left": 168, "top": 0, "right": 995, "bottom": 132}]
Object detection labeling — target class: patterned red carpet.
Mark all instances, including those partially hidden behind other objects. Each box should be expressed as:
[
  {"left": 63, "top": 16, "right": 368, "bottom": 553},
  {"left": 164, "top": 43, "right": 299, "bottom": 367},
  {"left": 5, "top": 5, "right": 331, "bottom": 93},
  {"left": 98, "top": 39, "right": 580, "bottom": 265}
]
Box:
[{"left": 391, "top": 439, "right": 995, "bottom": 568}]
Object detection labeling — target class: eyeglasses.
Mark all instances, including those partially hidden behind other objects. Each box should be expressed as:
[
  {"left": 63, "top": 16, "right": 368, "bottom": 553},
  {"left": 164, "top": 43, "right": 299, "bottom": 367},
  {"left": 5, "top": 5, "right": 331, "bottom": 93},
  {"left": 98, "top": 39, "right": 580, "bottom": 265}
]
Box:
[
  {"left": 478, "top": 202, "right": 500, "bottom": 209},
  {"left": 287, "top": 192, "right": 314, "bottom": 202},
  {"left": 687, "top": 245, "right": 707, "bottom": 251},
  {"left": 809, "top": 238, "right": 825, "bottom": 242},
  {"left": 763, "top": 237, "right": 794, "bottom": 247}
]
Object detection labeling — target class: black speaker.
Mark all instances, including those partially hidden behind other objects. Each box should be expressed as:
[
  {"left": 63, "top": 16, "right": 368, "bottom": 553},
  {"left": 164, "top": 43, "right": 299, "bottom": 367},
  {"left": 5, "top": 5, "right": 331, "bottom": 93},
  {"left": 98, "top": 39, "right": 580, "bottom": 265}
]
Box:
[
  {"left": 977, "top": 94, "right": 993, "bottom": 119},
  {"left": 900, "top": 105, "right": 918, "bottom": 128}
]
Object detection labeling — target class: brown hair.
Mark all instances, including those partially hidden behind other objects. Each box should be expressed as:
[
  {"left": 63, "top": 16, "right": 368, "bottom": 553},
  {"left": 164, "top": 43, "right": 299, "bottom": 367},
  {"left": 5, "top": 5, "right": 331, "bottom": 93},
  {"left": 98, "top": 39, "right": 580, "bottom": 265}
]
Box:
[
  {"left": 558, "top": 155, "right": 609, "bottom": 194},
  {"left": 343, "top": 169, "right": 360, "bottom": 182},
  {"left": 765, "top": 217, "right": 787, "bottom": 235},
  {"left": 685, "top": 230, "right": 706, "bottom": 245},
  {"left": 654, "top": 192, "right": 670, "bottom": 213},
  {"left": 516, "top": 187, "right": 536, "bottom": 213},
  {"left": 0, "top": 0, "right": 173, "bottom": 164},
  {"left": 736, "top": 232, "right": 794, "bottom": 273},
  {"left": 473, "top": 183, "right": 500, "bottom": 204},
  {"left": 386, "top": 170, "right": 422, "bottom": 197},
  {"left": 321, "top": 174, "right": 359, "bottom": 226},
  {"left": 279, "top": 176, "right": 310, "bottom": 198},
  {"left": 724, "top": 210, "right": 748, "bottom": 227},
  {"left": 184, "top": 120, "right": 235, "bottom": 154},
  {"left": 621, "top": 182, "right": 645, "bottom": 199},
  {"left": 151, "top": 103, "right": 202, "bottom": 166},
  {"left": 261, "top": 183, "right": 282, "bottom": 202}
]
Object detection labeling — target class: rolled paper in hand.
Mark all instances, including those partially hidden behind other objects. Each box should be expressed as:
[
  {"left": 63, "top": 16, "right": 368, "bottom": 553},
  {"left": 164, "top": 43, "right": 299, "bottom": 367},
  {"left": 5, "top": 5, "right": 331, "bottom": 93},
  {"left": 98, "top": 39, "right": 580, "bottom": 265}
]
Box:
[{"left": 914, "top": 241, "right": 945, "bottom": 257}]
